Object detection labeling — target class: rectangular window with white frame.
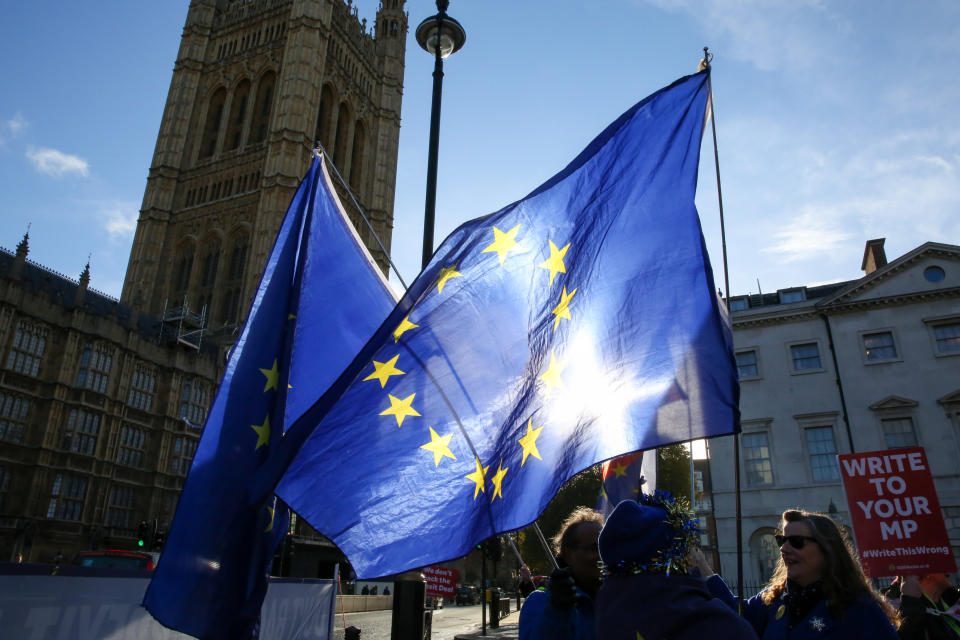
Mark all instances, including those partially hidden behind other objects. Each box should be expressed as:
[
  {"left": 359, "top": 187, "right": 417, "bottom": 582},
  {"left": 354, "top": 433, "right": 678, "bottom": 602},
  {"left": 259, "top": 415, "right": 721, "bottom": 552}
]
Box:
[
  {"left": 736, "top": 349, "right": 760, "bottom": 379},
  {"left": 862, "top": 330, "right": 898, "bottom": 362},
  {"left": 46, "top": 473, "right": 87, "bottom": 521},
  {"left": 742, "top": 432, "right": 773, "bottom": 485},
  {"left": 932, "top": 321, "right": 960, "bottom": 355},
  {"left": 881, "top": 417, "right": 917, "bottom": 449},
  {"left": 790, "top": 342, "right": 822, "bottom": 372},
  {"left": 806, "top": 426, "right": 840, "bottom": 481}
]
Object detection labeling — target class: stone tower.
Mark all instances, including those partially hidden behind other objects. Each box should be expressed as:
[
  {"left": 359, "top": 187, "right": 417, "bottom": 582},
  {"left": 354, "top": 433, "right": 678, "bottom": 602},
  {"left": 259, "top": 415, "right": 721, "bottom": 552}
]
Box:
[{"left": 121, "top": 0, "right": 407, "bottom": 333}]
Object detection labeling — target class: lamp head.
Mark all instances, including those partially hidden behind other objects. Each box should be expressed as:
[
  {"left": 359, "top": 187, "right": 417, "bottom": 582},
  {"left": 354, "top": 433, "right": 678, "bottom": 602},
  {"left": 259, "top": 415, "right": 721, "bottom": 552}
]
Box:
[{"left": 416, "top": 12, "right": 466, "bottom": 59}]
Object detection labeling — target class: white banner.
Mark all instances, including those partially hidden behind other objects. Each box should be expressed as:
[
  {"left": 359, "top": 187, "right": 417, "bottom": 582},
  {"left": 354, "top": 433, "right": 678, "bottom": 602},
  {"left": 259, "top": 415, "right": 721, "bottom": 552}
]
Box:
[{"left": 0, "top": 571, "right": 335, "bottom": 640}]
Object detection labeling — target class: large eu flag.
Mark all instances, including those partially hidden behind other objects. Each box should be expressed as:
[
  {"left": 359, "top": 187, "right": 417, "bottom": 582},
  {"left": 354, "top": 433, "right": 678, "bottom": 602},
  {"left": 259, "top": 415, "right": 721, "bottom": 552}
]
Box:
[
  {"left": 143, "top": 155, "right": 396, "bottom": 639},
  {"left": 273, "top": 70, "right": 739, "bottom": 579}
]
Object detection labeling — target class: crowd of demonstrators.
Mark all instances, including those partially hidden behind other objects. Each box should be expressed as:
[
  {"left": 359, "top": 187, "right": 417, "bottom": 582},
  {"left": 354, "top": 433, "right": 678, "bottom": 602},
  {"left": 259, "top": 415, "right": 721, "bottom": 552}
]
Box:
[
  {"left": 896, "top": 573, "right": 960, "bottom": 639},
  {"left": 690, "top": 509, "right": 900, "bottom": 639},
  {"left": 594, "top": 493, "right": 759, "bottom": 639},
  {"left": 518, "top": 507, "right": 604, "bottom": 640}
]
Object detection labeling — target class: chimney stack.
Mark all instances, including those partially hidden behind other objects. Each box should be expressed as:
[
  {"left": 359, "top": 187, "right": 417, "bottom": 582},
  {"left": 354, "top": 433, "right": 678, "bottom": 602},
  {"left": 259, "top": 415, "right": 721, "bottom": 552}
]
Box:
[{"left": 861, "top": 238, "right": 887, "bottom": 275}]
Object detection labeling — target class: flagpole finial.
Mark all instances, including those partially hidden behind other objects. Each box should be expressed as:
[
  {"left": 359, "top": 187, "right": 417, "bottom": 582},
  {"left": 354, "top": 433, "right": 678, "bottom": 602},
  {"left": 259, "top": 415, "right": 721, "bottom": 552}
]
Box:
[{"left": 698, "top": 47, "right": 712, "bottom": 72}]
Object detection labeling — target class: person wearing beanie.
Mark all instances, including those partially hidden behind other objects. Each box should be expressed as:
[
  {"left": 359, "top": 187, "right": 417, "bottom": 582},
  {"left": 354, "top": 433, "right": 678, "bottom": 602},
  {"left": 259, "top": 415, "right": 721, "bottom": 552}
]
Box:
[
  {"left": 595, "top": 492, "right": 759, "bottom": 640},
  {"left": 519, "top": 507, "right": 604, "bottom": 640}
]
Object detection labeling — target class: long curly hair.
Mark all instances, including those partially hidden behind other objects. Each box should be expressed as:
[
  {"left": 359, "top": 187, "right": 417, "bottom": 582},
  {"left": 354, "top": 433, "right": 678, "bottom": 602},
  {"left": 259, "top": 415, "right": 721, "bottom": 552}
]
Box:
[{"left": 760, "top": 509, "right": 898, "bottom": 627}]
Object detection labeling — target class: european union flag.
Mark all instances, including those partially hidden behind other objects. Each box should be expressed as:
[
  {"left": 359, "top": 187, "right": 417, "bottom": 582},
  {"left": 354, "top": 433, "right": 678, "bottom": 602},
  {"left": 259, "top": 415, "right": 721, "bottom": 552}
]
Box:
[
  {"left": 143, "top": 154, "right": 396, "bottom": 639},
  {"left": 273, "top": 70, "right": 739, "bottom": 579},
  {"left": 596, "top": 451, "right": 655, "bottom": 516}
]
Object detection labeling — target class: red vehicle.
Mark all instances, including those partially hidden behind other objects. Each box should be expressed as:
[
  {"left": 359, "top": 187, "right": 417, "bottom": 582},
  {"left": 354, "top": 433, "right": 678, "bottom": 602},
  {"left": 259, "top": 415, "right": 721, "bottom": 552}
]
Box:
[{"left": 73, "top": 550, "right": 155, "bottom": 570}]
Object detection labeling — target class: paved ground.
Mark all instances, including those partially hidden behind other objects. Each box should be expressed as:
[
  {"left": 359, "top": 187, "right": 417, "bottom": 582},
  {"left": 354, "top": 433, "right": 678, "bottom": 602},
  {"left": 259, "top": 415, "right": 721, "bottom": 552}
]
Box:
[{"left": 332, "top": 602, "right": 520, "bottom": 640}]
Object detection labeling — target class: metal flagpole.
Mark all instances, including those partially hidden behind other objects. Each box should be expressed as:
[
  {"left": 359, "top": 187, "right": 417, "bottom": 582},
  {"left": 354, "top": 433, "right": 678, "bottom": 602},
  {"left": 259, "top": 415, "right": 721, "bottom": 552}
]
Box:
[{"left": 701, "top": 46, "right": 743, "bottom": 604}]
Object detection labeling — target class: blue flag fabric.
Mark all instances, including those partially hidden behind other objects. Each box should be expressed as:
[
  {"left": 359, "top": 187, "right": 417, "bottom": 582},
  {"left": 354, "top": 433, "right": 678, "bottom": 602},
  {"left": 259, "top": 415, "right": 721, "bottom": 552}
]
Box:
[
  {"left": 273, "top": 70, "right": 739, "bottom": 579},
  {"left": 143, "top": 155, "right": 396, "bottom": 640}
]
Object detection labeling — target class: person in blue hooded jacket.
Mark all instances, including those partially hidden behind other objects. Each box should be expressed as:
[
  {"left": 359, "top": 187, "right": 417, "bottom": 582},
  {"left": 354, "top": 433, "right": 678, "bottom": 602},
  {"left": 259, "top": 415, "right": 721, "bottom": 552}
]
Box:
[
  {"left": 690, "top": 508, "right": 900, "bottom": 639},
  {"left": 519, "top": 507, "right": 604, "bottom": 640},
  {"left": 595, "top": 492, "right": 759, "bottom": 640}
]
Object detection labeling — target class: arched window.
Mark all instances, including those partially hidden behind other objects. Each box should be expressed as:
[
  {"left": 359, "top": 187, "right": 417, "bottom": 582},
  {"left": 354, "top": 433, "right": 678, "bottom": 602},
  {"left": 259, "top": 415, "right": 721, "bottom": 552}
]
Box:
[
  {"left": 200, "top": 88, "right": 227, "bottom": 158},
  {"left": 219, "top": 231, "right": 249, "bottom": 324},
  {"left": 225, "top": 80, "right": 251, "bottom": 151},
  {"left": 350, "top": 119, "right": 366, "bottom": 189},
  {"left": 196, "top": 236, "right": 222, "bottom": 315},
  {"left": 315, "top": 84, "right": 335, "bottom": 149},
  {"left": 333, "top": 102, "right": 351, "bottom": 168},
  {"left": 249, "top": 71, "right": 276, "bottom": 145},
  {"left": 749, "top": 528, "right": 781, "bottom": 585},
  {"left": 171, "top": 241, "right": 196, "bottom": 304}
]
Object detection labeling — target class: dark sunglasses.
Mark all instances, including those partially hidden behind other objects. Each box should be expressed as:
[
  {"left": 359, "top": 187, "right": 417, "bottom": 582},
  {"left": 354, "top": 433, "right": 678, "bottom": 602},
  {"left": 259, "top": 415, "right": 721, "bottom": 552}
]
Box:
[{"left": 775, "top": 534, "right": 819, "bottom": 550}]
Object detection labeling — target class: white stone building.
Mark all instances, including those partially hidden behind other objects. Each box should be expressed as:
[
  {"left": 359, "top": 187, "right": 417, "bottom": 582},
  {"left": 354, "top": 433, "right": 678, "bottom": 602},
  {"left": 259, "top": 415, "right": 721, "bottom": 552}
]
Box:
[{"left": 707, "top": 239, "right": 960, "bottom": 590}]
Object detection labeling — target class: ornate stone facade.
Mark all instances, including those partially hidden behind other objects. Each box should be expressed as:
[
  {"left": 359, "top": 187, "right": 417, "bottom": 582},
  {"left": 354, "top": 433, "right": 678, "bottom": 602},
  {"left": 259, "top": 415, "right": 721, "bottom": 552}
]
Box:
[{"left": 121, "top": 0, "right": 407, "bottom": 337}]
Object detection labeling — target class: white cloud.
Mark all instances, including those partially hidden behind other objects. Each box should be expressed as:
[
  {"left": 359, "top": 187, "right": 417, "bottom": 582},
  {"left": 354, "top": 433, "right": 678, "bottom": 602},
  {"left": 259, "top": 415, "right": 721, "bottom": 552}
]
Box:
[
  {"left": 762, "top": 209, "right": 855, "bottom": 262},
  {"left": 98, "top": 200, "right": 139, "bottom": 239},
  {"left": 26, "top": 146, "right": 90, "bottom": 177},
  {"left": 640, "top": 0, "right": 848, "bottom": 71},
  {"left": 7, "top": 112, "right": 28, "bottom": 137}
]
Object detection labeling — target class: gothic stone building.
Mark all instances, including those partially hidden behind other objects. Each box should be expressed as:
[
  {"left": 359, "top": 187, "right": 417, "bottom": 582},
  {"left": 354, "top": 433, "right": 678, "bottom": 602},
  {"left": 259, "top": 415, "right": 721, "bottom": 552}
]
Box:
[
  {"left": 122, "top": 0, "right": 407, "bottom": 331},
  {"left": 1, "top": 0, "right": 407, "bottom": 568}
]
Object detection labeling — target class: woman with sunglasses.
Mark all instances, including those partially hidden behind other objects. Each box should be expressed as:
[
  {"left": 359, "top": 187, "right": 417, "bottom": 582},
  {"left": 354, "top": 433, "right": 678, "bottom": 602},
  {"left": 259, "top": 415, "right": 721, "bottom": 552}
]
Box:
[{"left": 688, "top": 509, "right": 899, "bottom": 638}]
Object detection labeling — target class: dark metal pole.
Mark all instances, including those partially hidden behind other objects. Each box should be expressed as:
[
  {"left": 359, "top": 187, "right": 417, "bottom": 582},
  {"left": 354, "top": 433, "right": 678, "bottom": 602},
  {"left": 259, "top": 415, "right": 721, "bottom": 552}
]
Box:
[
  {"left": 421, "top": 13, "right": 445, "bottom": 269},
  {"left": 821, "top": 313, "right": 856, "bottom": 453},
  {"left": 481, "top": 546, "right": 487, "bottom": 635},
  {"left": 703, "top": 47, "right": 743, "bottom": 605}
]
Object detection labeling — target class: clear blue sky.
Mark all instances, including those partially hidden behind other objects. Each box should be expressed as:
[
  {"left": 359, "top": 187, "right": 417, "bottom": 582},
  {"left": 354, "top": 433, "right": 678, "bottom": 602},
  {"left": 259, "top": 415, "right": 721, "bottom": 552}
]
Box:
[{"left": 2, "top": 1, "right": 957, "bottom": 300}]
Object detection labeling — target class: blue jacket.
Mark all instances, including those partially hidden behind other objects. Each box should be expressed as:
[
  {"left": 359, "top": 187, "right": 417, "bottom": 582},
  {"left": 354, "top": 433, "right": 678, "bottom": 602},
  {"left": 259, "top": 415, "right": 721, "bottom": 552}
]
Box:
[
  {"left": 596, "top": 573, "right": 759, "bottom": 640},
  {"left": 519, "top": 588, "right": 595, "bottom": 640},
  {"left": 706, "top": 575, "right": 899, "bottom": 640}
]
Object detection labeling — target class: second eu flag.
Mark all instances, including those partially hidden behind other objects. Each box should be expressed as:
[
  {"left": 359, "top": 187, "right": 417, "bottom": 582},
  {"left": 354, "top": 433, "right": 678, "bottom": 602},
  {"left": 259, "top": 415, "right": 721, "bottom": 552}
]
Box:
[{"left": 276, "top": 70, "right": 738, "bottom": 578}]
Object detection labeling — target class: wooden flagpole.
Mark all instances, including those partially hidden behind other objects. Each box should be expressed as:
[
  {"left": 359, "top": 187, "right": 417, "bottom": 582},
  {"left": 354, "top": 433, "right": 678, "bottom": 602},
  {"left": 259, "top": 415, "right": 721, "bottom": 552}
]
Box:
[{"left": 701, "top": 47, "right": 744, "bottom": 604}]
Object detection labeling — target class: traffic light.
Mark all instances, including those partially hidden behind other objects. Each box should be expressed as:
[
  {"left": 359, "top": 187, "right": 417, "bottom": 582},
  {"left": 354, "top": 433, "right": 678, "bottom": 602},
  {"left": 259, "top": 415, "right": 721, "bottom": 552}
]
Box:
[
  {"left": 136, "top": 521, "right": 149, "bottom": 548},
  {"left": 153, "top": 528, "right": 166, "bottom": 551},
  {"left": 482, "top": 537, "right": 502, "bottom": 562}
]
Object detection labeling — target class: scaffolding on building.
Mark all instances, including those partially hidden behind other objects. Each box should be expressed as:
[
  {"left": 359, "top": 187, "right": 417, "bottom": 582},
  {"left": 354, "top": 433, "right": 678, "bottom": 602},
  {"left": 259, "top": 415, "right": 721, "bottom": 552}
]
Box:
[{"left": 159, "top": 297, "right": 207, "bottom": 351}]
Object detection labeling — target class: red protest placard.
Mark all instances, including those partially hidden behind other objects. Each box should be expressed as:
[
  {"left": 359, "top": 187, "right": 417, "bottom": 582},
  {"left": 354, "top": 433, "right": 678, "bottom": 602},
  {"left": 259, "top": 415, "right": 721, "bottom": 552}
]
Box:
[
  {"left": 422, "top": 566, "right": 458, "bottom": 599},
  {"left": 839, "top": 447, "right": 956, "bottom": 577}
]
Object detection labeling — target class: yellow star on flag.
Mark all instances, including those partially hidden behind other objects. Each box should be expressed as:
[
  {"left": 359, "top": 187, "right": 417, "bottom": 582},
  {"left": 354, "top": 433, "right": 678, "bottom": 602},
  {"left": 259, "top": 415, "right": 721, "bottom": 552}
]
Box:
[
  {"left": 490, "top": 460, "right": 509, "bottom": 502},
  {"left": 363, "top": 354, "right": 405, "bottom": 387},
  {"left": 259, "top": 359, "right": 279, "bottom": 392},
  {"left": 481, "top": 224, "right": 522, "bottom": 266},
  {"left": 539, "top": 240, "right": 570, "bottom": 286},
  {"left": 420, "top": 427, "right": 457, "bottom": 467},
  {"left": 251, "top": 415, "right": 270, "bottom": 450},
  {"left": 436, "top": 265, "right": 463, "bottom": 294},
  {"left": 380, "top": 393, "right": 421, "bottom": 427},
  {"left": 465, "top": 457, "right": 489, "bottom": 500},
  {"left": 611, "top": 461, "right": 629, "bottom": 478},
  {"left": 551, "top": 286, "right": 578, "bottom": 331},
  {"left": 393, "top": 315, "right": 419, "bottom": 342},
  {"left": 518, "top": 418, "right": 543, "bottom": 466},
  {"left": 540, "top": 350, "right": 566, "bottom": 396},
  {"left": 265, "top": 504, "right": 275, "bottom": 532}
]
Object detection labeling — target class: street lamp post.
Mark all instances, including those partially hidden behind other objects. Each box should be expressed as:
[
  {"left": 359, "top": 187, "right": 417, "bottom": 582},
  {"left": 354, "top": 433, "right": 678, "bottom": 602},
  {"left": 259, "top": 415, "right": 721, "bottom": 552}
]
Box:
[{"left": 416, "top": 0, "right": 466, "bottom": 269}]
